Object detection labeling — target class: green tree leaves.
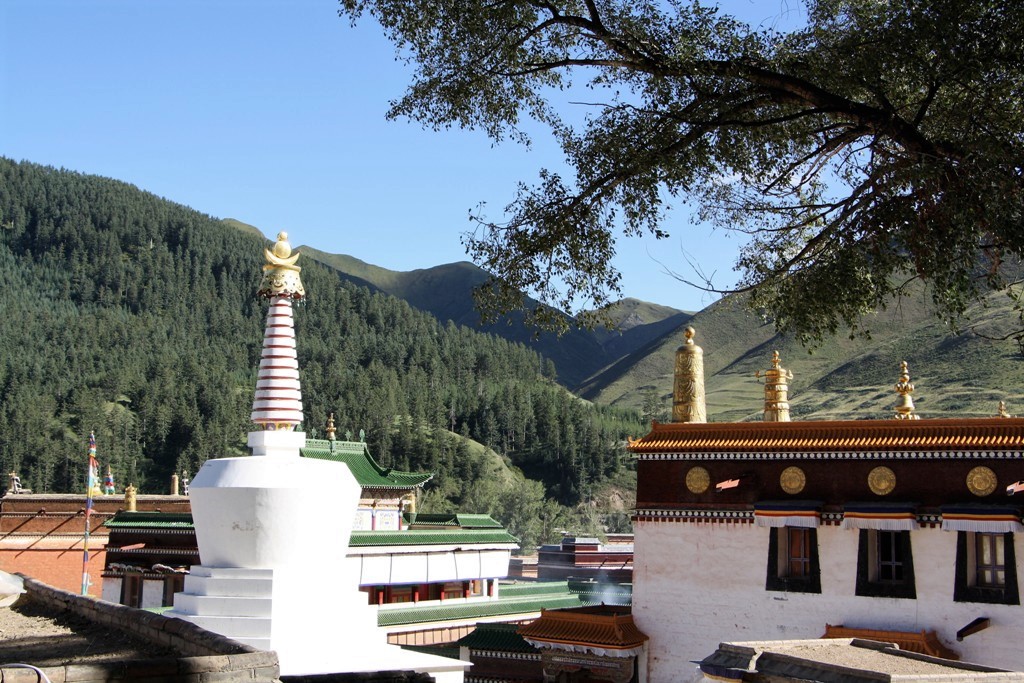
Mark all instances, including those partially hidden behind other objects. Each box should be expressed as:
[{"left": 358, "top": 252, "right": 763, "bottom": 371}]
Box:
[{"left": 343, "top": 0, "right": 1024, "bottom": 343}]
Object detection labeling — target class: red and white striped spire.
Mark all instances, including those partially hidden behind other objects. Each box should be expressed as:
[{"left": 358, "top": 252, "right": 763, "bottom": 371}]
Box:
[{"left": 251, "top": 232, "right": 306, "bottom": 431}]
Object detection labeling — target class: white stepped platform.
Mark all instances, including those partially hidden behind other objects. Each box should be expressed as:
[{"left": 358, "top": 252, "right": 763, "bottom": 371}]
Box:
[
  {"left": 172, "top": 593, "right": 272, "bottom": 617},
  {"left": 183, "top": 566, "right": 274, "bottom": 598},
  {"left": 165, "top": 612, "right": 272, "bottom": 639}
]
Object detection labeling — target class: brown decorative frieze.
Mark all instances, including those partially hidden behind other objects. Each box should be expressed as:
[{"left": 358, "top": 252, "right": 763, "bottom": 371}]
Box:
[{"left": 635, "top": 450, "right": 1024, "bottom": 461}]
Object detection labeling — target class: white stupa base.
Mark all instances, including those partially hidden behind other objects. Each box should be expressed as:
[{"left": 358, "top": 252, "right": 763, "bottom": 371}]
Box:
[{"left": 168, "top": 445, "right": 467, "bottom": 680}]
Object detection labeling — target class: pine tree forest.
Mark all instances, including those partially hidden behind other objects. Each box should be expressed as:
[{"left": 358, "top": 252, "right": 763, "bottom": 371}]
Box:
[{"left": 0, "top": 159, "right": 644, "bottom": 550}]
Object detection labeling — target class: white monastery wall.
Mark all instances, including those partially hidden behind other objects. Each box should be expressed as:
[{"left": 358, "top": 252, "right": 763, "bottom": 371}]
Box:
[
  {"left": 354, "top": 548, "right": 511, "bottom": 585},
  {"left": 634, "top": 520, "right": 1024, "bottom": 683}
]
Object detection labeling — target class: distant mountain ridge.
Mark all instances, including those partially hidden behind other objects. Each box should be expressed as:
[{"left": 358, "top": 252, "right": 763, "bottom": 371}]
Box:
[
  {"left": 224, "top": 219, "right": 1024, "bottom": 423},
  {"left": 287, "top": 241, "right": 691, "bottom": 388}
]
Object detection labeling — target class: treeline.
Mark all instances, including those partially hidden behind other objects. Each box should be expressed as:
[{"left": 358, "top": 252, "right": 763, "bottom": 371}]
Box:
[{"left": 0, "top": 159, "right": 642, "bottom": 545}]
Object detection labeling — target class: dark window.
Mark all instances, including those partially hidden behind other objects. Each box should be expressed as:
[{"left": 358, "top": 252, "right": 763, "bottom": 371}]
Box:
[
  {"left": 766, "top": 526, "right": 820, "bottom": 593},
  {"left": 855, "top": 530, "right": 916, "bottom": 599},
  {"left": 954, "top": 532, "right": 1019, "bottom": 605}
]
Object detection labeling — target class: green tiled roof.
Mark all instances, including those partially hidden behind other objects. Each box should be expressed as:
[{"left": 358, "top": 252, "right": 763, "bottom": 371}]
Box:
[
  {"left": 350, "top": 529, "right": 519, "bottom": 547},
  {"left": 378, "top": 593, "right": 593, "bottom": 626},
  {"left": 456, "top": 623, "right": 537, "bottom": 653},
  {"left": 499, "top": 581, "right": 577, "bottom": 598},
  {"left": 404, "top": 512, "right": 505, "bottom": 529},
  {"left": 104, "top": 511, "right": 195, "bottom": 529},
  {"left": 301, "top": 439, "right": 433, "bottom": 489}
]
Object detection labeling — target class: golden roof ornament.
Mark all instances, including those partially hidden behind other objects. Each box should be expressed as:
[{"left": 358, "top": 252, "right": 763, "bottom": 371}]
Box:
[
  {"left": 756, "top": 350, "right": 793, "bottom": 422},
  {"left": 998, "top": 401, "right": 1013, "bottom": 418},
  {"left": 672, "top": 326, "right": 707, "bottom": 423},
  {"left": 124, "top": 483, "right": 137, "bottom": 512},
  {"left": 326, "top": 412, "right": 337, "bottom": 441},
  {"left": 258, "top": 232, "right": 305, "bottom": 300},
  {"left": 893, "top": 360, "right": 919, "bottom": 420}
]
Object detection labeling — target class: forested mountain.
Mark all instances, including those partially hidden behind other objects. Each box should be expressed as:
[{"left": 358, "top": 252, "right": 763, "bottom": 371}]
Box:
[
  {"left": 0, "top": 159, "right": 643, "bottom": 548},
  {"left": 298, "top": 246, "right": 688, "bottom": 388}
]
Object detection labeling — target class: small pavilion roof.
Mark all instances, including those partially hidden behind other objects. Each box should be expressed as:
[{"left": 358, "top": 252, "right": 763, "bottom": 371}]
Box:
[
  {"left": 404, "top": 512, "right": 505, "bottom": 529},
  {"left": 517, "top": 605, "right": 648, "bottom": 651},
  {"left": 629, "top": 417, "right": 1024, "bottom": 457},
  {"left": 301, "top": 438, "right": 433, "bottom": 489}
]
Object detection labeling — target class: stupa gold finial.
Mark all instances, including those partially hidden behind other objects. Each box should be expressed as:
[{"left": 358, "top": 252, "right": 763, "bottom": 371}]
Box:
[
  {"left": 124, "top": 483, "right": 137, "bottom": 512},
  {"left": 326, "top": 412, "right": 337, "bottom": 441},
  {"left": 756, "top": 350, "right": 794, "bottom": 422},
  {"left": 998, "top": 401, "right": 1013, "bottom": 418},
  {"left": 893, "top": 360, "right": 919, "bottom": 420},
  {"left": 673, "top": 326, "right": 707, "bottom": 423},
  {"left": 258, "top": 232, "right": 305, "bottom": 300}
]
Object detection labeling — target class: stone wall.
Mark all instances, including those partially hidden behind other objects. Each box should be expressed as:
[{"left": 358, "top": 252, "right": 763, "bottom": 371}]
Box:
[{"left": 9, "top": 576, "right": 281, "bottom": 683}]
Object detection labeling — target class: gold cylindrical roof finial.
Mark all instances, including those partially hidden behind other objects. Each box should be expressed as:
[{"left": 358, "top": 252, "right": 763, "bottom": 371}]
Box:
[
  {"left": 326, "top": 412, "right": 337, "bottom": 441},
  {"left": 757, "top": 350, "right": 793, "bottom": 422},
  {"left": 998, "top": 401, "right": 1013, "bottom": 418},
  {"left": 124, "top": 484, "right": 137, "bottom": 512},
  {"left": 672, "top": 326, "right": 707, "bottom": 423},
  {"left": 894, "top": 360, "right": 919, "bottom": 420}
]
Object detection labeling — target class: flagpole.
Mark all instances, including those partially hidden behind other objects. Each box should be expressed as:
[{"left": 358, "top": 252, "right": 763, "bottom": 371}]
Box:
[{"left": 82, "top": 432, "right": 98, "bottom": 596}]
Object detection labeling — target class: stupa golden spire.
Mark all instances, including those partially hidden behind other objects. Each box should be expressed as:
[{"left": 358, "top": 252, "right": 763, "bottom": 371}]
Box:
[
  {"left": 257, "top": 232, "right": 305, "bottom": 300},
  {"left": 893, "top": 360, "right": 919, "bottom": 420}
]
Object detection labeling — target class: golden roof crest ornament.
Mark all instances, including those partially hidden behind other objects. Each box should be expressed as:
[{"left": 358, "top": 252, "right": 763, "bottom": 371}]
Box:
[
  {"left": 672, "top": 326, "right": 706, "bottom": 423},
  {"left": 998, "top": 401, "right": 1013, "bottom": 418},
  {"left": 258, "top": 232, "right": 305, "bottom": 300},
  {"left": 756, "top": 350, "right": 794, "bottom": 422},
  {"left": 893, "top": 360, "right": 919, "bottom": 420},
  {"left": 326, "top": 412, "right": 337, "bottom": 441}
]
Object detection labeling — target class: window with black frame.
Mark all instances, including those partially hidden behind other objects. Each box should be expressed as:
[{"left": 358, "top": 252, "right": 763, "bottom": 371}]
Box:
[
  {"left": 766, "top": 526, "right": 821, "bottom": 593},
  {"left": 954, "top": 531, "right": 1019, "bottom": 605},
  {"left": 855, "top": 529, "right": 916, "bottom": 599}
]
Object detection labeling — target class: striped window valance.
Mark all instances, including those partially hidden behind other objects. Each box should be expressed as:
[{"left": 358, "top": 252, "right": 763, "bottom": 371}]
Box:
[
  {"left": 842, "top": 502, "right": 919, "bottom": 531},
  {"left": 754, "top": 501, "right": 822, "bottom": 528},
  {"left": 940, "top": 504, "right": 1022, "bottom": 533}
]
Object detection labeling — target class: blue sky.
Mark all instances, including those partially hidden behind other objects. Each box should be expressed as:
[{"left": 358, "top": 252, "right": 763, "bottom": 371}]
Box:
[{"left": 1, "top": 0, "right": 800, "bottom": 312}]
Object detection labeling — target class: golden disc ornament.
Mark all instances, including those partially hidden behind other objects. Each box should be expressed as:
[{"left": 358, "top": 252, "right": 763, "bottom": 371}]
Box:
[
  {"left": 685, "top": 466, "right": 710, "bottom": 494},
  {"left": 966, "top": 466, "right": 997, "bottom": 497},
  {"left": 868, "top": 466, "right": 897, "bottom": 496},
  {"left": 780, "top": 466, "right": 806, "bottom": 495}
]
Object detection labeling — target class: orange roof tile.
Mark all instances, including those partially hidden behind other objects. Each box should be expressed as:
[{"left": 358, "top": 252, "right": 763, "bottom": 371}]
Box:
[
  {"left": 517, "top": 606, "right": 648, "bottom": 650},
  {"left": 628, "top": 417, "right": 1024, "bottom": 456}
]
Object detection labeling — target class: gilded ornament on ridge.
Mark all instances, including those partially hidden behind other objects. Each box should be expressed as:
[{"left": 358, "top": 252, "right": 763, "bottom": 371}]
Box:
[
  {"left": 685, "top": 466, "right": 710, "bottom": 494},
  {"left": 966, "top": 466, "right": 997, "bottom": 497},
  {"left": 780, "top": 466, "right": 806, "bottom": 495},
  {"left": 868, "top": 466, "right": 896, "bottom": 496}
]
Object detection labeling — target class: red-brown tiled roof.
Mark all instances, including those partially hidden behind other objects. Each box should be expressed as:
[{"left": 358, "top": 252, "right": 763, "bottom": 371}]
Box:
[
  {"left": 628, "top": 417, "right": 1024, "bottom": 455},
  {"left": 517, "top": 606, "right": 648, "bottom": 650}
]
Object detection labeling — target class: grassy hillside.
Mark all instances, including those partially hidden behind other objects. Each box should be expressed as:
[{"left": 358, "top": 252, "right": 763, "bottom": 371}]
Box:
[{"left": 586, "top": 286, "right": 1024, "bottom": 422}]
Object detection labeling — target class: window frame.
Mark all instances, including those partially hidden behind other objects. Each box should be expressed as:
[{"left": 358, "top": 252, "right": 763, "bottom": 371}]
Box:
[
  {"left": 766, "top": 526, "right": 821, "bottom": 594},
  {"left": 954, "top": 531, "right": 1019, "bottom": 605},
  {"left": 855, "top": 529, "right": 916, "bottom": 599}
]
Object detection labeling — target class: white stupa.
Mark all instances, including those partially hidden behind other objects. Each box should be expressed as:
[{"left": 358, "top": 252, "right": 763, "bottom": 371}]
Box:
[{"left": 166, "top": 233, "right": 467, "bottom": 681}]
